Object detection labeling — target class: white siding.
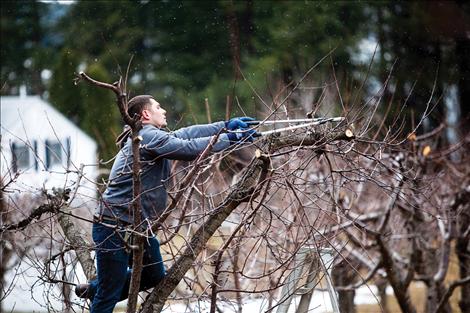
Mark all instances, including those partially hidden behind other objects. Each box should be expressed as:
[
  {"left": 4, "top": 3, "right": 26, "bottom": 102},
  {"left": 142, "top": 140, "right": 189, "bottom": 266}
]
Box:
[{"left": 1, "top": 95, "right": 98, "bottom": 203}]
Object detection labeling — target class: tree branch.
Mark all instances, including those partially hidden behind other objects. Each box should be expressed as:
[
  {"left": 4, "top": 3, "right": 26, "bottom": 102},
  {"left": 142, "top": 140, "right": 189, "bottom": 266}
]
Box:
[
  {"left": 1, "top": 190, "right": 68, "bottom": 233},
  {"left": 140, "top": 125, "right": 355, "bottom": 312},
  {"left": 140, "top": 154, "right": 271, "bottom": 313},
  {"left": 433, "top": 276, "right": 470, "bottom": 313}
]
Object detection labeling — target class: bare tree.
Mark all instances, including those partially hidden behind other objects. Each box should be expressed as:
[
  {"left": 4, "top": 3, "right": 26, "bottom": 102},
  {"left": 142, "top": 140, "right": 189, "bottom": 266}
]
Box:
[{"left": 2, "top": 61, "right": 469, "bottom": 313}]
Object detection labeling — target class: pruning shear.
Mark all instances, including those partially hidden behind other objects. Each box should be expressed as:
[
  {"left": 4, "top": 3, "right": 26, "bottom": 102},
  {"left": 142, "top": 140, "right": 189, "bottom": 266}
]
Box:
[{"left": 233, "top": 117, "right": 345, "bottom": 137}]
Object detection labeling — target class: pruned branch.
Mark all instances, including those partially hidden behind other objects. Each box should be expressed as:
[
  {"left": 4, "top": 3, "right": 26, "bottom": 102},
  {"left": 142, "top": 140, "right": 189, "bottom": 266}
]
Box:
[
  {"left": 76, "top": 71, "right": 135, "bottom": 128},
  {"left": 77, "top": 71, "right": 121, "bottom": 94}
]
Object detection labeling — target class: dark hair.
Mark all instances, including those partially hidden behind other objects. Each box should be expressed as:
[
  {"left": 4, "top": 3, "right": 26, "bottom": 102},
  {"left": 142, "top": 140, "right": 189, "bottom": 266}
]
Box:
[{"left": 127, "top": 95, "right": 154, "bottom": 118}]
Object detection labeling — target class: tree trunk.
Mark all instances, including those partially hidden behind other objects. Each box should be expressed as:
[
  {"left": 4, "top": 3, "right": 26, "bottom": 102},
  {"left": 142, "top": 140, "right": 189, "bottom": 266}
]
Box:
[
  {"left": 332, "top": 261, "right": 356, "bottom": 313},
  {"left": 30, "top": 0, "right": 45, "bottom": 96},
  {"left": 231, "top": 243, "right": 243, "bottom": 313},
  {"left": 425, "top": 281, "right": 452, "bottom": 313},
  {"left": 139, "top": 129, "right": 354, "bottom": 312},
  {"left": 240, "top": 0, "right": 254, "bottom": 54},
  {"left": 456, "top": 37, "right": 470, "bottom": 130},
  {"left": 376, "top": 278, "right": 390, "bottom": 313},
  {"left": 224, "top": 0, "right": 242, "bottom": 81},
  {"left": 455, "top": 0, "right": 470, "bottom": 126},
  {"left": 0, "top": 183, "right": 6, "bottom": 313},
  {"left": 376, "top": 5, "right": 388, "bottom": 84},
  {"left": 377, "top": 236, "right": 417, "bottom": 313},
  {"left": 140, "top": 156, "right": 270, "bottom": 313},
  {"left": 456, "top": 206, "right": 470, "bottom": 313},
  {"left": 57, "top": 211, "right": 96, "bottom": 281}
]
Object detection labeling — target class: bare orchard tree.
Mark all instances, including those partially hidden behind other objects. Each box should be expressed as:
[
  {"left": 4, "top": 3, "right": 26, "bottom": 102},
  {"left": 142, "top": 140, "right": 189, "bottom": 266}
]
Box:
[
  {"left": 330, "top": 125, "right": 470, "bottom": 313},
  {"left": 1, "top": 114, "right": 97, "bottom": 312},
  {"left": 0, "top": 177, "right": 93, "bottom": 312},
  {"left": 2, "top": 64, "right": 468, "bottom": 313}
]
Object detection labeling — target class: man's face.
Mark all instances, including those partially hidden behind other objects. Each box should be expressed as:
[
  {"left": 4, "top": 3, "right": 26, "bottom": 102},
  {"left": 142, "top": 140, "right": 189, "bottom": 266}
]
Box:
[{"left": 142, "top": 99, "right": 167, "bottom": 128}]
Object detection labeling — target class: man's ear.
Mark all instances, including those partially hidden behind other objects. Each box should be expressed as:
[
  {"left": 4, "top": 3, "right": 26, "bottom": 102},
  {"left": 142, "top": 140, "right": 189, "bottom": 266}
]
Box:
[{"left": 141, "top": 109, "right": 150, "bottom": 120}]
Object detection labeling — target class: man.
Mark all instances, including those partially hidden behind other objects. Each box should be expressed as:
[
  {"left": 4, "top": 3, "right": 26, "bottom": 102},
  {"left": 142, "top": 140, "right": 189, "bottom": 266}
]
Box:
[{"left": 75, "top": 95, "right": 255, "bottom": 312}]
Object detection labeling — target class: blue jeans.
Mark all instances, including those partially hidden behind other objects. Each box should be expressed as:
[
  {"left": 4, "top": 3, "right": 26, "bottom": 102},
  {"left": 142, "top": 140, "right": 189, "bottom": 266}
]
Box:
[{"left": 89, "top": 222, "right": 165, "bottom": 313}]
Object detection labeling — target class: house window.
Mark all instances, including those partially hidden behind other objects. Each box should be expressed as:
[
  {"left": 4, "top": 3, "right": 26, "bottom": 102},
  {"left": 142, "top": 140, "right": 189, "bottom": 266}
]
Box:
[
  {"left": 45, "top": 140, "right": 63, "bottom": 169},
  {"left": 11, "top": 142, "right": 31, "bottom": 172}
]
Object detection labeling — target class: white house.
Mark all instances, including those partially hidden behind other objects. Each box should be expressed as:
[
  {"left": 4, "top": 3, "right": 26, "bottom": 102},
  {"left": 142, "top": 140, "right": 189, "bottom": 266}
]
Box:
[
  {"left": 1, "top": 89, "right": 98, "bottom": 200},
  {"left": 1, "top": 89, "right": 99, "bottom": 312}
]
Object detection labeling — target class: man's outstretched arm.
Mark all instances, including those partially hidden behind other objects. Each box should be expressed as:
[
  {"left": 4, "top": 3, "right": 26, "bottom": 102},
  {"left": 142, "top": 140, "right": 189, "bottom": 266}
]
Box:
[
  {"left": 172, "top": 117, "right": 255, "bottom": 139},
  {"left": 172, "top": 121, "right": 225, "bottom": 139},
  {"left": 143, "top": 127, "right": 233, "bottom": 161}
]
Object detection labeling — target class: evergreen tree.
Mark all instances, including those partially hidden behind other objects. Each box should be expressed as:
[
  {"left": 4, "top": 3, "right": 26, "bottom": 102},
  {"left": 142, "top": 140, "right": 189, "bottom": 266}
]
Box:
[
  {"left": 49, "top": 48, "right": 83, "bottom": 124},
  {"left": 50, "top": 52, "right": 121, "bottom": 163},
  {"left": 0, "top": 0, "right": 51, "bottom": 95},
  {"left": 366, "top": 1, "right": 470, "bottom": 130},
  {"left": 80, "top": 63, "right": 121, "bottom": 163}
]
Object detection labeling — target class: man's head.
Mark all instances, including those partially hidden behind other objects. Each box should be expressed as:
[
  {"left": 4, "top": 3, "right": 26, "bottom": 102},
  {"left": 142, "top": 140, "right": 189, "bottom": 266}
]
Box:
[{"left": 128, "top": 95, "right": 167, "bottom": 128}]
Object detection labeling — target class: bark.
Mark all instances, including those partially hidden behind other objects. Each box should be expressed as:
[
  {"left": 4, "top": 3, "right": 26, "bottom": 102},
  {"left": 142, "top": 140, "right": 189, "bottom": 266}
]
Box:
[
  {"left": 456, "top": 198, "right": 470, "bottom": 313},
  {"left": 77, "top": 71, "right": 144, "bottom": 313},
  {"left": 29, "top": 1, "right": 45, "bottom": 96},
  {"left": 445, "top": 182, "right": 470, "bottom": 313},
  {"left": 377, "top": 235, "right": 416, "bottom": 313},
  {"left": 456, "top": 36, "right": 470, "bottom": 127},
  {"left": 376, "top": 5, "right": 388, "bottom": 84},
  {"left": 127, "top": 131, "right": 144, "bottom": 313},
  {"left": 425, "top": 281, "right": 451, "bottom": 313},
  {"left": 240, "top": 0, "right": 254, "bottom": 54},
  {"left": 375, "top": 172, "right": 417, "bottom": 313},
  {"left": 434, "top": 276, "right": 470, "bottom": 313},
  {"left": 0, "top": 191, "right": 95, "bottom": 283},
  {"left": 457, "top": 240, "right": 470, "bottom": 313},
  {"left": 0, "top": 183, "right": 6, "bottom": 313},
  {"left": 57, "top": 210, "right": 96, "bottom": 281},
  {"left": 332, "top": 261, "right": 356, "bottom": 313},
  {"left": 231, "top": 243, "right": 243, "bottom": 313},
  {"left": 426, "top": 217, "right": 453, "bottom": 313},
  {"left": 12, "top": 125, "right": 352, "bottom": 313},
  {"left": 296, "top": 256, "right": 319, "bottom": 313},
  {"left": 376, "top": 278, "right": 390, "bottom": 313}
]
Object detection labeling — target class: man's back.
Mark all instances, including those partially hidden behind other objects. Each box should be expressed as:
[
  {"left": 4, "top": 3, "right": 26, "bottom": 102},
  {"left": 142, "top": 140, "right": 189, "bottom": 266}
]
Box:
[{"left": 99, "top": 122, "right": 231, "bottom": 223}]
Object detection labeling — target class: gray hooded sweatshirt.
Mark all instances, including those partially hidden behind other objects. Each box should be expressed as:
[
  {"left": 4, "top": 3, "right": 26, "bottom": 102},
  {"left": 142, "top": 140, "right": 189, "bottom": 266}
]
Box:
[{"left": 97, "top": 122, "right": 231, "bottom": 224}]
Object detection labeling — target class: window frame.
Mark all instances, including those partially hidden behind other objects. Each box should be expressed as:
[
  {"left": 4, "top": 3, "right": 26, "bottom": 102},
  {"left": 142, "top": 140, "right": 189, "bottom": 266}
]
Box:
[
  {"left": 11, "top": 141, "right": 32, "bottom": 172},
  {"left": 45, "top": 139, "right": 64, "bottom": 170}
]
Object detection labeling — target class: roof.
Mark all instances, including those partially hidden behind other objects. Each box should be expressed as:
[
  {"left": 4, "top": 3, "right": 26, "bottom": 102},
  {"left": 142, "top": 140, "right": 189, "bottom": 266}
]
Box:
[{"left": 1, "top": 94, "right": 96, "bottom": 147}]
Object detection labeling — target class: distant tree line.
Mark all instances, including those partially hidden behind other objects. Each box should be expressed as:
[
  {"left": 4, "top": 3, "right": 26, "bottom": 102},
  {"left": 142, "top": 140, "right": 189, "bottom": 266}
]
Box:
[{"left": 1, "top": 0, "right": 469, "bottom": 160}]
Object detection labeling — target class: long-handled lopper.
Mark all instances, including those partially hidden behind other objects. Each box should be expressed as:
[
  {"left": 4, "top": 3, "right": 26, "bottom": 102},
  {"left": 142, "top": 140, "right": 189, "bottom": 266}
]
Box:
[
  {"left": 245, "top": 117, "right": 344, "bottom": 126},
  {"left": 232, "top": 117, "right": 345, "bottom": 137}
]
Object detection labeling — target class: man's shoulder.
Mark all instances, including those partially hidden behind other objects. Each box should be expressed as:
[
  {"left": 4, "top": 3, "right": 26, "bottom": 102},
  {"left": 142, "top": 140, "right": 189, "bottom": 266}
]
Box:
[
  {"left": 139, "top": 125, "right": 178, "bottom": 146},
  {"left": 141, "top": 125, "right": 169, "bottom": 136}
]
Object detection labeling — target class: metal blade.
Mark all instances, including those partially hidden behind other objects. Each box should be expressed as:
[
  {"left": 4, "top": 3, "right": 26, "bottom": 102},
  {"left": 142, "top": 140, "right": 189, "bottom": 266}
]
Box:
[
  {"left": 258, "top": 117, "right": 344, "bottom": 136},
  {"left": 246, "top": 117, "right": 344, "bottom": 126}
]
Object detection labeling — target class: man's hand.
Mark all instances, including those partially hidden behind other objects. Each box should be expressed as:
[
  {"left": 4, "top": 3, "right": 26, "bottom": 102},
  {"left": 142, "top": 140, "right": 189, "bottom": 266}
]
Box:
[
  {"left": 225, "top": 117, "right": 256, "bottom": 130},
  {"left": 227, "top": 128, "right": 258, "bottom": 144}
]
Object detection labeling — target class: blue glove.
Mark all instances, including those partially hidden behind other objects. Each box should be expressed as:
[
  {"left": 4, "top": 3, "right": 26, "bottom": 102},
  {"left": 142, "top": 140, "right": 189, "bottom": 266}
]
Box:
[
  {"left": 227, "top": 129, "right": 258, "bottom": 144},
  {"left": 225, "top": 117, "right": 256, "bottom": 130}
]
